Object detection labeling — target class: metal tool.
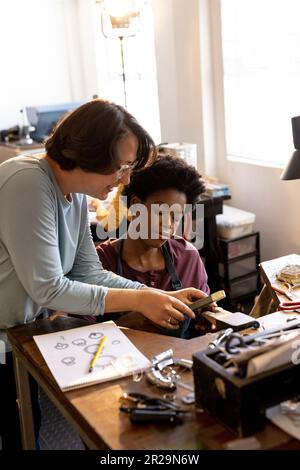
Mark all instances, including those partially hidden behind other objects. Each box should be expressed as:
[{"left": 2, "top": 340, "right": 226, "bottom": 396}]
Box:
[
  {"left": 151, "top": 349, "right": 173, "bottom": 366},
  {"left": 176, "top": 382, "right": 195, "bottom": 405},
  {"left": 280, "top": 397, "right": 300, "bottom": 427},
  {"left": 181, "top": 392, "right": 195, "bottom": 405},
  {"left": 130, "top": 409, "right": 182, "bottom": 424},
  {"left": 243, "top": 318, "right": 300, "bottom": 341},
  {"left": 190, "top": 290, "right": 226, "bottom": 311},
  {"left": 272, "top": 283, "right": 300, "bottom": 312},
  {"left": 208, "top": 328, "right": 234, "bottom": 349},
  {"left": 145, "top": 349, "right": 176, "bottom": 389},
  {"left": 146, "top": 367, "right": 177, "bottom": 390},
  {"left": 120, "top": 392, "right": 188, "bottom": 424},
  {"left": 176, "top": 382, "right": 194, "bottom": 392},
  {"left": 145, "top": 349, "right": 193, "bottom": 390},
  {"left": 214, "top": 325, "right": 300, "bottom": 376}
]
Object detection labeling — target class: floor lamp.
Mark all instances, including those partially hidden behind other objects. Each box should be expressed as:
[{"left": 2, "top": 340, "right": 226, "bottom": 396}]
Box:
[{"left": 101, "top": 0, "right": 141, "bottom": 108}]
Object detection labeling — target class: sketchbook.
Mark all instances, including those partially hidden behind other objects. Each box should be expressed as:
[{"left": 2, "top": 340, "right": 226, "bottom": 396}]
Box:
[{"left": 33, "top": 321, "right": 151, "bottom": 391}]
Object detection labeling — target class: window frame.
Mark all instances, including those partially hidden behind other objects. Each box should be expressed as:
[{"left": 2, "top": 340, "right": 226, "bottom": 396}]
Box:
[{"left": 210, "top": 0, "right": 299, "bottom": 170}]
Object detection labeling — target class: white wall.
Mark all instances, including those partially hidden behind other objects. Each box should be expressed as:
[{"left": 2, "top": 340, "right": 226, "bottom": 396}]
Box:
[
  {"left": 153, "top": 0, "right": 300, "bottom": 261},
  {"left": 152, "top": 0, "right": 211, "bottom": 171},
  {"left": 0, "top": 0, "right": 86, "bottom": 129},
  {"left": 219, "top": 161, "right": 300, "bottom": 261},
  {"left": 151, "top": 0, "right": 180, "bottom": 145},
  {"left": 209, "top": 0, "right": 300, "bottom": 261}
]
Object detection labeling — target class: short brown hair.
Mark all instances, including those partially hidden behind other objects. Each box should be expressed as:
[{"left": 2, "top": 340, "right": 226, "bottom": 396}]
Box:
[{"left": 45, "top": 99, "right": 155, "bottom": 173}]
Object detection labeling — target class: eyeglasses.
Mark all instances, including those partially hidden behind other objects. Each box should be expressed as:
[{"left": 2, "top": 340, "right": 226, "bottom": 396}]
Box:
[{"left": 116, "top": 164, "right": 133, "bottom": 180}]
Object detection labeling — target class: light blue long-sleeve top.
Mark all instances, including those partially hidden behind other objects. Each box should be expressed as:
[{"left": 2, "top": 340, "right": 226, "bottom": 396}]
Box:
[{"left": 0, "top": 156, "right": 142, "bottom": 348}]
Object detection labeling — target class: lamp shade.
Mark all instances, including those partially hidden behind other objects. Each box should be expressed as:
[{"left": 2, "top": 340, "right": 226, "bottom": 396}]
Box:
[
  {"left": 101, "top": 0, "right": 141, "bottom": 38},
  {"left": 281, "top": 116, "right": 300, "bottom": 180},
  {"left": 281, "top": 149, "right": 300, "bottom": 180}
]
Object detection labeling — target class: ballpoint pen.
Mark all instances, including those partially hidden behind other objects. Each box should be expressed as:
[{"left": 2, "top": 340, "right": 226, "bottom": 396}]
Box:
[{"left": 89, "top": 336, "right": 107, "bottom": 373}]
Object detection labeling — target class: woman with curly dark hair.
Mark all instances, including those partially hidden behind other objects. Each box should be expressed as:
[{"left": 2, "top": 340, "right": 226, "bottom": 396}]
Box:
[{"left": 97, "top": 155, "right": 210, "bottom": 338}]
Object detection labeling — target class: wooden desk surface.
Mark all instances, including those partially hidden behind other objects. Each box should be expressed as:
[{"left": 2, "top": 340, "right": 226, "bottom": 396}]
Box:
[{"left": 7, "top": 316, "right": 300, "bottom": 450}]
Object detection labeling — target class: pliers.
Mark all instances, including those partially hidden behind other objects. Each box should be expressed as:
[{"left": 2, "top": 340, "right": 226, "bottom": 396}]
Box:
[
  {"left": 279, "top": 301, "right": 300, "bottom": 311},
  {"left": 271, "top": 284, "right": 300, "bottom": 312},
  {"left": 119, "top": 392, "right": 188, "bottom": 424}
]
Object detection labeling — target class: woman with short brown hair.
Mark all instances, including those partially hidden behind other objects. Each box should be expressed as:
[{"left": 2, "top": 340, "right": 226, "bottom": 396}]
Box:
[{"left": 0, "top": 99, "right": 205, "bottom": 449}]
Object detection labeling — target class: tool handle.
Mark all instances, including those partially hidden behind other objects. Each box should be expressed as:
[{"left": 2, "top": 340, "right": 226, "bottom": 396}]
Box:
[
  {"left": 130, "top": 409, "right": 181, "bottom": 424},
  {"left": 280, "top": 301, "right": 300, "bottom": 306},
  {"left": 190, "top": 290, "right": 225, "bottom": 311},
  {"left": 279, "top": 303, "right": 300, "bottom": 311}
]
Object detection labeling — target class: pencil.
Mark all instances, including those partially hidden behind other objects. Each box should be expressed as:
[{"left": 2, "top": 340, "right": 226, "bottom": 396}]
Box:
[{"left": 89, "top": 336, "right": 107, "bottom": 373}]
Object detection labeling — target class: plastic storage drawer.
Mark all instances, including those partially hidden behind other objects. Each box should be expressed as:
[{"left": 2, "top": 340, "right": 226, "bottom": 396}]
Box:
[
  {"left": 227, "top": 273, "right": 259, "bottom": 299},
  {"left": 219, "top": 255, "right": 258, "bottom": 280},
  {"left": 223, "top": 234, "right": 258, "bottom": 260},
  {"left": 216, "top": 205, "right": 255, "bottom": 240}
]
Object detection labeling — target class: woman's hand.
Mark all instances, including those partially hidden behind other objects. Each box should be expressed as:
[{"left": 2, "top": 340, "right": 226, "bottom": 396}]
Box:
[
  {"left": 104, "top": 287, "right": 198, "bottom": 330},
  {"left": 134, "top": 289, "right": 196, "bottom": 330},
  {"left": 167, "top": 287, "right": 208, "bottom": 306}
]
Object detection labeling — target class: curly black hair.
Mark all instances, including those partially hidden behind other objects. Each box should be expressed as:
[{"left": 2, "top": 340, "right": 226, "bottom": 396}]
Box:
[{"left": 122, "top": 155, "right": 206, "bottom": 207}]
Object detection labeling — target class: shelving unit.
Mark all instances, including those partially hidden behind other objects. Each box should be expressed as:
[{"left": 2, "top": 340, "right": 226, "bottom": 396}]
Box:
[{"left": 217, "top": 232, "right": 261, "bottom": 311}]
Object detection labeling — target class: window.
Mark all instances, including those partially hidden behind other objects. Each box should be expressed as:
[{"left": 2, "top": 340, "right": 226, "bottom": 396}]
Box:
[
  {"left": 220, "top": 0, "right": 300, "bottom": 166},
  {"left": 96, "top": 0, "right": 161, "bottom": 143}
]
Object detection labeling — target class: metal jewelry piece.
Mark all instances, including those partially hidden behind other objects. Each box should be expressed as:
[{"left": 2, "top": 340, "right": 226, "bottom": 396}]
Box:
[
  {"left": 280, "top": 397, "right": 300, "bottom": 426},
  {"left": 145, "top": 349, "right": 193, "bottom": 390}
]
